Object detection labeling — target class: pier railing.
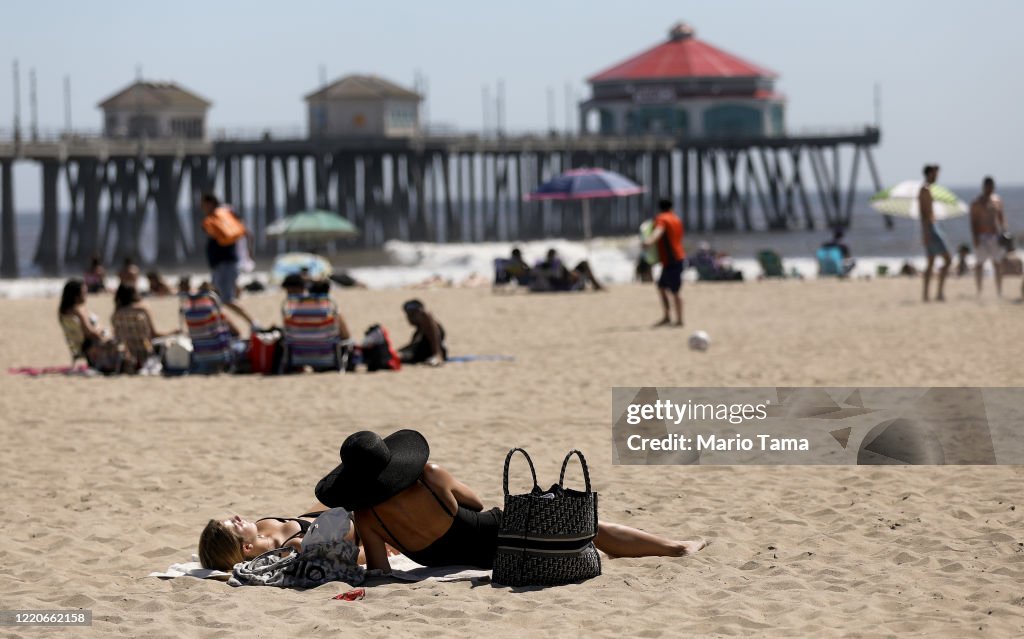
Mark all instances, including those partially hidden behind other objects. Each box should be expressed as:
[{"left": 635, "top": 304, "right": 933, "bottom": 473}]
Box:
[{"left": 0, "top": 124, "right": 883, "bottom": 277}]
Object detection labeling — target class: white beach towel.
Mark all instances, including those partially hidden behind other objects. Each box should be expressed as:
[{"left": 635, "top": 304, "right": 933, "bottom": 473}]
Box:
[{"left": 150, "top": 553, "right": 490, "bottom": 584}]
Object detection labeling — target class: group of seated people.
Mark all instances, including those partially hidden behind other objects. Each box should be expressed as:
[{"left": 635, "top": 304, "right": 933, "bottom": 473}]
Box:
[
  {"left": 690, "top": 242, "right": 744, "bottom": 281},
  {"left": 496, "top": 247, "right": 604, "bottom": 292},
  {"left": 84, "top": 255, "right": 175, "bottom": 297},
  {"left": 58, "top": 270, "right": 448, "bottom": 375},
  {"left": 58, "top": 278, "right": 180, "bottom": 374}
]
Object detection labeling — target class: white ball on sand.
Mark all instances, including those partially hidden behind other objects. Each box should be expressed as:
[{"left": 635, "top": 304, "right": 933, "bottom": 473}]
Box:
[{"left": 688, "top": 330, "right": 711, "bottom": 352}]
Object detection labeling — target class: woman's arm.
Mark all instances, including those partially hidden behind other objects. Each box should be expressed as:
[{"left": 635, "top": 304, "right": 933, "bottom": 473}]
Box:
[
  {"left": 335, "top": 311, "right": 351, "bottom": 342},
  {"left": 76, "top": 308, "right": 104, "bottom": 341},
  {"left": 353, "top": 515, "right": 392, "bottom": 572},
  {"left": 424, "top": 463, "right": 484, "bottom": 512}
]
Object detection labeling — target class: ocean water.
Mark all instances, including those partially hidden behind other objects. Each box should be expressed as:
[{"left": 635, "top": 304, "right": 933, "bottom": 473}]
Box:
[{"left": 3, "top": 185, "right": 1022, "bottom": 298}]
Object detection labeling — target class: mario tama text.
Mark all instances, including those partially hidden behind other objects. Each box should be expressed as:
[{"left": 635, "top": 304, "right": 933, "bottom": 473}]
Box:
[{"left": 626, "top": 433, "right": 809, "bottom": 452}]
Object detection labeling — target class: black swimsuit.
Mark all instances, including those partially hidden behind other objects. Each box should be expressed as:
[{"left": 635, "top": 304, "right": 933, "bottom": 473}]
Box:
[
  {"left": 370, "top": 480, "right": 502, "bottom": 569},
  {"left": 256, "top": 512, "right": 325, "bottom": 544}
]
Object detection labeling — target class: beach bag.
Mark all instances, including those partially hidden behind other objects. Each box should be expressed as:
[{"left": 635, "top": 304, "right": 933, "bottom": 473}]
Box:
[
  {"left": 492, "top": 448, "right": 601, "bottom": 587},
  {"left": 249, "top": 329, "right": 280, "bottom": 375},
  {"left": 161, "top": 334, "right": 193, "bottom": 375},
  {"left": 228, "top": 508, "right": 365, "bottom": 589},
  {"left": 362, "top": 324, "right": 401, "bottom": 372},
  {"left": 202, "top": 206, "right": 246, "bottom": 247}
]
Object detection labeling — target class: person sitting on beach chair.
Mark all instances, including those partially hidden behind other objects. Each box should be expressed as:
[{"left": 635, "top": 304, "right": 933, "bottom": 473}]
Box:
[
  {"left": 312, "top": 429, "right": 708, "bottom": 572},
  {"left": 817, "top": 230, "right": 856, "bottom": 277},
  {"left": 111, "top": 284, "right": 177, "bottom": 371},
  {"left": 83, "top": 255, "right": 108, "bottom": 294},
  {"left": 181, "top": 290, "right": 243, "bottom": 373},
  {"left": 58, "top": 278, "right": 128, "bottom": 373},
  {"left": 757, "top": 250, "right": 801, "bottom": 279},
  {"left": 530, "top": 248, "right": 604, "bottom": 292},
  {"left": 693, "top": 242, "right": 743, "bottom": 282},
  {"left": 493, "top": 248, "right": 533, "bottom": 290},
  {"left": 279, "top": 279, "right": 352, "bottom": 373},
  {"left": 398, "top": 299, "right": 447, "bottom": 366}
]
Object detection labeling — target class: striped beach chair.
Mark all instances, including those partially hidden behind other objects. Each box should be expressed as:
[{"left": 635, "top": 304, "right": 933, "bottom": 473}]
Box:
[
  {"left": 180, "top": 292, "right": 234, "bottom": 373},
  {"left": 280, "top": 294, "right": 349, "bottom": 373}
]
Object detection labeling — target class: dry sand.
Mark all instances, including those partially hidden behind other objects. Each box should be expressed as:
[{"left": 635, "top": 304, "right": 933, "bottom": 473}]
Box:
[{"left": 1, "top": 276, "right": 1023, "bottom": 638}]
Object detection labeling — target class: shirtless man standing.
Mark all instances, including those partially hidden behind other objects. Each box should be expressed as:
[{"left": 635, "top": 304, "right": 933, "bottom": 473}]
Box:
[
  {"left": 919, "top": 164, "right": 951, "bottom": 302},
  {"left": 969, "top": 176, "right": 1007, "bottom": 297}
]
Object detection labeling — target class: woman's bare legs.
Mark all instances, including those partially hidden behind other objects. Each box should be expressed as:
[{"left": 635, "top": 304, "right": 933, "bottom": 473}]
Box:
[{"left": 594, "top": 521, "right": 707, "bottom": 558}]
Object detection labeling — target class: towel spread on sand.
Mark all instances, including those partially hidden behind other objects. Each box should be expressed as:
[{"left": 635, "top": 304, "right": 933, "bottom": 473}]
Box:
[
  {"left": 8, "top": 364, "right": 93, "bottom": 377},
  {"left": 446, "top": 355, "right": 514, "bottom": 363},
  {"left": 149, "top": 554, "right": 490, "bottom": 584}
]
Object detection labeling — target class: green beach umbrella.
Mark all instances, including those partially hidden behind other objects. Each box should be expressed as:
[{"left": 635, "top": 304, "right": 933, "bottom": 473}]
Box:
[
  {"left": 869, "top": 181, "right": 967, "bottom": 220},
  {"left": 265, "top": 210, "right": 360, "bottom": 242}
]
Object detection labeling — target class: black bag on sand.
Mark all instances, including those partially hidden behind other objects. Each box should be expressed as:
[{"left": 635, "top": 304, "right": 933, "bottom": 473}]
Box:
[{"left": 492, "top": 448, "right": 601, "bottom": 587}]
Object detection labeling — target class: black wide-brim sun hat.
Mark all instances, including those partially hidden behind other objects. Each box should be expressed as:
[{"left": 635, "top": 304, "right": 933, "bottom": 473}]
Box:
[{"left": 315, "top": 429, "right": 429, "bottom": 511}]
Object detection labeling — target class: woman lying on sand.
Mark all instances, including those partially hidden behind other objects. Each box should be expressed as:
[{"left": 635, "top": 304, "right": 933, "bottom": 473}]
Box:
[
  {"left": 199, "top": 506, "right": 406, "bottom": 571},
  {"left": 315, "top": 430, "right": 707, "bottom": 571},
  {"left": 199, "top": 430, "right": 706, "bottom": 573}
]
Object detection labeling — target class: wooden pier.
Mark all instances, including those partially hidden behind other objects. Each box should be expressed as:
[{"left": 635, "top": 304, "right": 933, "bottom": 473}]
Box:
[{"left": 0, "top": 128, "right": 881, "bottom": 276}]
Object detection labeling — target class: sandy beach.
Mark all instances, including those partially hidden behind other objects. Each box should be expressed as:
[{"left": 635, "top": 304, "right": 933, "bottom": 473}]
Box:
[{"left": 2, "top": 276, "right": 1023, "bottom": 638}]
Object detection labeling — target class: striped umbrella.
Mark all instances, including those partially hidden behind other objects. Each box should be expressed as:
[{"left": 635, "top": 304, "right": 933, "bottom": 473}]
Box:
[
  {"left": 270, "top": 252, "right": 332, "bottom": 284},
  {"left": 525, "top": 168, "right": 645, "bottom": 243},
  {"left": 869, "top": 181, "right": 968, "bottom": 220}
]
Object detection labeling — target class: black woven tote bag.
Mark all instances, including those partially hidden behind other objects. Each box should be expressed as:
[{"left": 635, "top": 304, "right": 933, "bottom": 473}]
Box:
[{"left": 492, "top": 448, "right": 601, "bottom": 587}]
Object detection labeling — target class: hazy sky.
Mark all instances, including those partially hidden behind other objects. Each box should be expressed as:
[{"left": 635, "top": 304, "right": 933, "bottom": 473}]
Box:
[{"left": 2, "top": 0, "right": 1021, "bottom": 208}]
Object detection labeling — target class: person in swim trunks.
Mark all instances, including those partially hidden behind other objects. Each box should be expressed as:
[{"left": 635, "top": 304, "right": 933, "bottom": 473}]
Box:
[
  {"left": 643, "top": 199, "right": 686, "bottom": 326},
  {"left": 969, "top": 176, "right": 1007, "bottom": 297},
  {"left": 919, "top": 164, "right": 951, "bottom": 302},
  {"left": 315, "top": 430, "right": 708, "bottom": 572}
]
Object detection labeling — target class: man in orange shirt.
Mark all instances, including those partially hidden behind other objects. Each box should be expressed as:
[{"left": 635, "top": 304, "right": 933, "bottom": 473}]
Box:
[{"left": 643, "top": 199, "right": 686, "bottom": 326}]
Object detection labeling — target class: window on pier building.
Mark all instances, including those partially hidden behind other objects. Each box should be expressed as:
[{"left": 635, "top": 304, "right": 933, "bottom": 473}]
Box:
[
  {"left": 387, "top": 105, "right": 415, "bottom": 129},
  {"left": 770, "top": 104, "right": 785, "bottom": 135},
  {"left": 170, "top": 118, "right": 203, "bottom": 138},
  {"left": 127, "top": 115, "right": 159, "bottom": 138},
  {"left": 625, "top": 107, "right": 688, "bottom": 136},
  {"left": 702, "top": 104, "right": 763, "bottom": 138},
  {"left": 169, "top": 117, "right": 201, "bottom": 138}
]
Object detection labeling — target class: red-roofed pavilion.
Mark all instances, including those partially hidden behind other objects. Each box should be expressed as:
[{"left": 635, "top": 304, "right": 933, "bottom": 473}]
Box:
[{"left": 580, "top": 23, "right": 785, "bottom": 138}]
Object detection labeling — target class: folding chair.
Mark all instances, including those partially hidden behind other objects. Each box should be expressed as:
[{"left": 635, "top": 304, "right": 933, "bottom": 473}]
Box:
[
  {"left": 59, "top": 314, "right": 90, "bottom": 368},
  {"left": 816, "top": 246, "right": 844, "bottom": 277},
  {"left": 180, "top": 292, "right": 235, "bottom": 373},
  {"left": 280, "top": 294, "right": 350, "bottom": 373},
  {"left": 112, "top": 307, "right": 156, "bottom": 369}
]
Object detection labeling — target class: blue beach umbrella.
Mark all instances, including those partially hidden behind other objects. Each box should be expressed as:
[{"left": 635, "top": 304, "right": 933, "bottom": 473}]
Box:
[{"left": 525, "top": 168, "right": 645, "bottom": 243}]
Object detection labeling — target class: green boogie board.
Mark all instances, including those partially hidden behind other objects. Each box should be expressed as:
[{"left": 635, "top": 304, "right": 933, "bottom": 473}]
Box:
[{"left": 639, "top": 220, "right": 659, "bottom": 265}]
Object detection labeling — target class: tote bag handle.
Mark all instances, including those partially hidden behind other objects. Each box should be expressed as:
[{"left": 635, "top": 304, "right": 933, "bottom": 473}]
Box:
[
  {"left": 502, "top": 447, "right": 540, "bottom": 496},
  {"left": 558, "top": 449, "right": 592, "bottom": 494}
]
